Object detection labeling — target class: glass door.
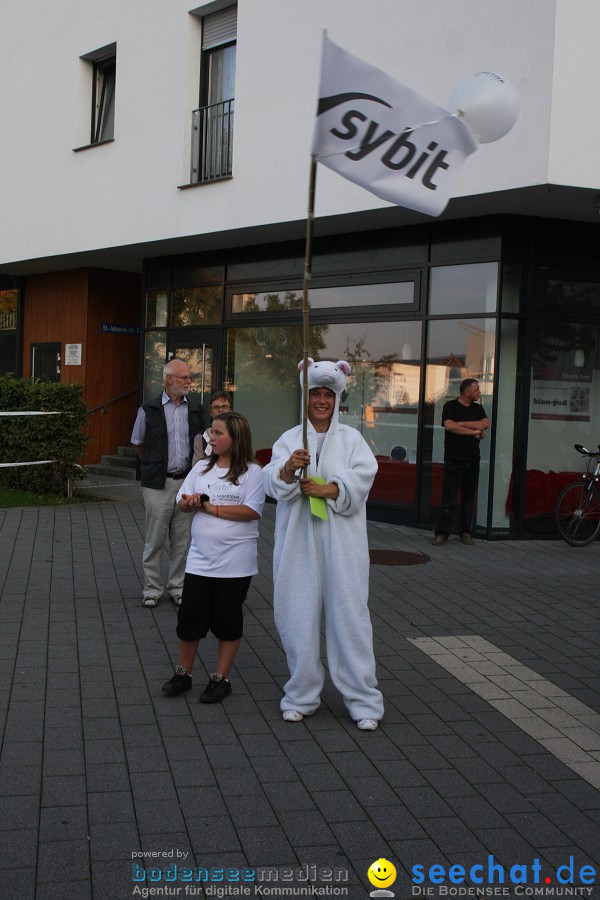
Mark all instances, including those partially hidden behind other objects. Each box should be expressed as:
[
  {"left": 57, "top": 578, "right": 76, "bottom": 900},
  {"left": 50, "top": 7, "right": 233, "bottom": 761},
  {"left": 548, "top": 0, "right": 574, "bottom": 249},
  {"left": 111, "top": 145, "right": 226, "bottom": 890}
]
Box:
[{"left": 169, "top": 335, "right": 220, "bottom": 411}]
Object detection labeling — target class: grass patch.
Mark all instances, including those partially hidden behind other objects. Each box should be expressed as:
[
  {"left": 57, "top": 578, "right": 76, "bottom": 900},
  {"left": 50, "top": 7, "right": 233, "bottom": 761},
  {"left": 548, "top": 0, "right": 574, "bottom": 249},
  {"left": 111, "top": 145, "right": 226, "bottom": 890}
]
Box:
[{"left": 0, "top": 486, "right": 95, "bottom": 508}]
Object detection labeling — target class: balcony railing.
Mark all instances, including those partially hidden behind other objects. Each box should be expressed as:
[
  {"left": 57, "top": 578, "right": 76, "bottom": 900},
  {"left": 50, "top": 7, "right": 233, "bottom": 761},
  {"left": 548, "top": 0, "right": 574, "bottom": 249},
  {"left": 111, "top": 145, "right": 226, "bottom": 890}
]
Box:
[
  {"left": 190, "top": 99, "right": 234, "bottom": 184},
  {"left": 0, "top": 310, "right": 17, "bottom": 330}
]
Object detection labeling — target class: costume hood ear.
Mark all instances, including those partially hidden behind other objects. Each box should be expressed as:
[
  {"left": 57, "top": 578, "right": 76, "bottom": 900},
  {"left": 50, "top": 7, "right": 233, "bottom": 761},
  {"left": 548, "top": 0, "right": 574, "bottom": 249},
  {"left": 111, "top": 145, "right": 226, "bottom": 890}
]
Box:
[{"left": 297, "top": 358, "right": 351, "bottom": 429}]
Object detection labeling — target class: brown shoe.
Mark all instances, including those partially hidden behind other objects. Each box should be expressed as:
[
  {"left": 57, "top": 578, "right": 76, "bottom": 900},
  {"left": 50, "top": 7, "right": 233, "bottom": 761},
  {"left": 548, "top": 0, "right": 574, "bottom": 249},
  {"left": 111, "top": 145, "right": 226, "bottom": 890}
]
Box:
[
  {"left": 460, "top": 532, "right": 474, "bottom": 545},
  {"left": 432, "top": 534, "right": 448, "bottom": 546}
]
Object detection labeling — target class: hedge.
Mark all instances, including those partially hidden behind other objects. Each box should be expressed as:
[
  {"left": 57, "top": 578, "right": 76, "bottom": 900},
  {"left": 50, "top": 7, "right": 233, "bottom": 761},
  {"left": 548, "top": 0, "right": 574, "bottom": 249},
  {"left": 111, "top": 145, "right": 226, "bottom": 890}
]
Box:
[{"left": 0, "top": 375, "right": 88, "bottom": 495}]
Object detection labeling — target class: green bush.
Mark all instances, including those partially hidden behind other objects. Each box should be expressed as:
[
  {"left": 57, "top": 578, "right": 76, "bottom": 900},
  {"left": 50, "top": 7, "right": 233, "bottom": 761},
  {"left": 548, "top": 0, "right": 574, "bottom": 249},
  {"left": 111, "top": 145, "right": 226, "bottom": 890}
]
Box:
[{"left": 0, "top": 375, "right": 88, "bottom": 495}]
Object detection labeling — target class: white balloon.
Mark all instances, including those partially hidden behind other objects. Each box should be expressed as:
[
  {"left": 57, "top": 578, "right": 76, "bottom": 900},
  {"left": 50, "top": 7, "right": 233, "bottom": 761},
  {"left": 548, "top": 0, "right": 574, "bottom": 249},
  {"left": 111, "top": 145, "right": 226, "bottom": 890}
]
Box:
[{"left": 448, "top": 72, "right": 519, "bottom": 143}]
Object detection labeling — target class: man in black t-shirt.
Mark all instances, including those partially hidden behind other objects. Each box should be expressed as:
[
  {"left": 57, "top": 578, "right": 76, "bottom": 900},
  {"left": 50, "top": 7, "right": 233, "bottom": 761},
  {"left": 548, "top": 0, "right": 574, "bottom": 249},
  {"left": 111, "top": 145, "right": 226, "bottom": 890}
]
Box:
[{"left": 433, "top": 378, "right": 490, "bottom": 546}]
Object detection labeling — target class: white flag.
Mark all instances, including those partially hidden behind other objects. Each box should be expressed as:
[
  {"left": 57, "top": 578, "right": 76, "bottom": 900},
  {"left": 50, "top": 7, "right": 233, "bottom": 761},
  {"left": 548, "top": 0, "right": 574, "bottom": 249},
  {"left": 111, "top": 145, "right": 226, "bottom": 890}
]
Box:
[{"left": 311, "top": 36, "right": 478, "bottom": 217}]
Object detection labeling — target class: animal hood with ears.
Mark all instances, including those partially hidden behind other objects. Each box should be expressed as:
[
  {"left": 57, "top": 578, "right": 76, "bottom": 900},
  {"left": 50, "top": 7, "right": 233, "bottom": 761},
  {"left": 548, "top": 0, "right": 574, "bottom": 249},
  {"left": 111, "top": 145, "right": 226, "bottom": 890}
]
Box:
[{"left": 297, "top": 358, "right": 351, "bottom": 428}]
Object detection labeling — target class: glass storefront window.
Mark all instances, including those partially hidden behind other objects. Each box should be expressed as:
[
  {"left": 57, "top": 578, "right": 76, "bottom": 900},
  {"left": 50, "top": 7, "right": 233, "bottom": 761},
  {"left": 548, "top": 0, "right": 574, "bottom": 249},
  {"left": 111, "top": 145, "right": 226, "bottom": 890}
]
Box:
[
  {"left": 146, "top": 291, "right": 168, "bottom": 328},
  {"left": 0, "top": 288, "right": 17, "bottom": 376},
  {"left": 543, "top": 277, "right": 600, "bottom": 310},
  {"left": 169, "top": 344, "right": 214, "bottom": 408},
  {"left": 172, "top": 286, "right": 222, "bottom": 327},
  {"left": 523, "top": 320, "right": 600, "bottom": 533},
  {"left": 225, "top": 320, "right": 423, "bottom": 506},
  {"left": 421, "top": 317, "right": 496, "bottom": 530},
  {"left": 143, "top": 331, "right": 166, "bottom": 400},
  {"left": 224, "top": 324, "right": 324, "bottom": 450},
  {"left": 429, "top": 263, "right": 498, "bottom": 315},
  {"left": 501, "top": 263, "right": 526, "bottom": 314},
  {"left": 492, "top": 319, "right": 518, "bottom": 529},
  {"left": 230, "top": 281, "right": 415, "bottom": 314}
]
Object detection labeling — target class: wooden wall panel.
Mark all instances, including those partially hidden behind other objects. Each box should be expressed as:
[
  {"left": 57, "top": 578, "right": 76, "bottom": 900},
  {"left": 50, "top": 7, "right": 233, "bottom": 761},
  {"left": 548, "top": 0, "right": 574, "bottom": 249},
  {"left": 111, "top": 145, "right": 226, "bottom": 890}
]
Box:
[
  {"left": 22, "top": 270, "right": 89, "bottom": 382},
  {"left": 22, "top": 268, "right": 142, "bottom": 464},
  {"left": 85, "top": 269, "right": 142, "bottom": 464}
]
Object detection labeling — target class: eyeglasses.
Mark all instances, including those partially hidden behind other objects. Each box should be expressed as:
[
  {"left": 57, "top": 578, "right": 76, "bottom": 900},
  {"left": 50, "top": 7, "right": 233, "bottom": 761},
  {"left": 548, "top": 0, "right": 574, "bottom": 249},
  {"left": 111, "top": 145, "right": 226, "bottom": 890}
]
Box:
[
  {"left": 210, "top": 404, "right": 231, "bottom": 411},
  {"left": 171, "top": 374, "right": 192, "bottom": 381}
]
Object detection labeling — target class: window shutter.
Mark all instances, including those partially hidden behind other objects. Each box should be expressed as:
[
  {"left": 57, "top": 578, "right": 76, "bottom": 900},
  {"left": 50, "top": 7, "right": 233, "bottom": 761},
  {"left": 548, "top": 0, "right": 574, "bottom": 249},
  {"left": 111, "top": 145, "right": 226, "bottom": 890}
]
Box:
[{"left": 202, "top": 6, "right": 237, "bottom": 50}]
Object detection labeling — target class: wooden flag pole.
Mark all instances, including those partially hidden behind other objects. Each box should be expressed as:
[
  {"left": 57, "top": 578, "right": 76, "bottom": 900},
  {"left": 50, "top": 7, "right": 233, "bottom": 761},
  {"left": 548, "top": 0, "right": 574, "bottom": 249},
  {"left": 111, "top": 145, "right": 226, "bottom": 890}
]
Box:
[{"left": 302, "top": 155, "right": 318, "bottom": 456}]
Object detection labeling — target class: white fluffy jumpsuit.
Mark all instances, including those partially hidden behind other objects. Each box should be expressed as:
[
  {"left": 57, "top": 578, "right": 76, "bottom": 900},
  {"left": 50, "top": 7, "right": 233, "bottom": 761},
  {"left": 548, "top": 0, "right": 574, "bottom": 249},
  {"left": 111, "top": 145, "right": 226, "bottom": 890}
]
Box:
[{"left": 263, "top": 367, "right": 384, "bottom": 723}]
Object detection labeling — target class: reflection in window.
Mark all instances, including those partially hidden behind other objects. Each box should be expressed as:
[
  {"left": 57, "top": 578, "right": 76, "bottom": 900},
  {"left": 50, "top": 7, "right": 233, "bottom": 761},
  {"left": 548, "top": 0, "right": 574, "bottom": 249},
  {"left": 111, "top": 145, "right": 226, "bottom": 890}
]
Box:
[
  {"left": 0, "top": 288, "right": 18, "bottom": 376},
  {"left": 0, "top": 290, "right": 17, "bottom": 330},
  {"left": 170, "top": 346, "right": 213, "bottom": 406},
  {"left": 231, "top": 281, "right": 414, "bottom": 314},
  {"left": 429, "top": 263, "right": 498, "bottom": 315},
  {"left": 522, "top": 320, "right": 600, "bottom": 533},
  {"left": 421, "top": 318, "right": 496, "bottom": 529},
  {"left": 143, "top": 332, "right": 166, "bottom": 401},
  {"left": 544, "top": 277, "right": 600, "bottom": 310},
  {"left": 492, "top": 320, "right": 518, "bottom": 529},
  {"left": 146, "top": 292, "right": 168, "bottom": 328},
  {"left": 225, "top": 324, "right": 327, "bottom": 449},
  {"left": 171, "top": 286, "right": 222, "bottom": 327},
  {"left": 225, "top": 320, "right": 423, "bottom": 506},
  {"left": 528, "top": 322, "right": 599, "bottom": 470}
]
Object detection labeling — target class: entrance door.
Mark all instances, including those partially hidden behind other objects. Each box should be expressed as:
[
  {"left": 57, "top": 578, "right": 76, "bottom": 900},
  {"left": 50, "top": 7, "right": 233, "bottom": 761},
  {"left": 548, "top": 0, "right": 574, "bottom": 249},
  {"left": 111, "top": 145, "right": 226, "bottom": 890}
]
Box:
[
  {"left": 31, "top": 342, "right": 61, "bottom": 382},
  {"left": 169, "top": 337, "right": 219, "bottom": 410}
]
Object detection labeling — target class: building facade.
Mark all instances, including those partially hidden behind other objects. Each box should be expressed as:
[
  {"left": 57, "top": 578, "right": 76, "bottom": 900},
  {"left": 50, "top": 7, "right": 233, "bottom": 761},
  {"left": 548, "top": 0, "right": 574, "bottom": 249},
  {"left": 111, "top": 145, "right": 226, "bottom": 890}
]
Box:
[{"left": 1, "top": 0, "right": 599, "bottom": 537}]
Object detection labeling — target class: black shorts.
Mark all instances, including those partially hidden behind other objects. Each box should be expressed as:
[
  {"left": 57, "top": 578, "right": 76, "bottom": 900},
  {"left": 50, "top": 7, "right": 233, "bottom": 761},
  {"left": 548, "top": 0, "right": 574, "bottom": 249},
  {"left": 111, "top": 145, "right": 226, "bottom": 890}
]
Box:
[{"left": 176, "top": 573, "right": 252, "bottom": 642}]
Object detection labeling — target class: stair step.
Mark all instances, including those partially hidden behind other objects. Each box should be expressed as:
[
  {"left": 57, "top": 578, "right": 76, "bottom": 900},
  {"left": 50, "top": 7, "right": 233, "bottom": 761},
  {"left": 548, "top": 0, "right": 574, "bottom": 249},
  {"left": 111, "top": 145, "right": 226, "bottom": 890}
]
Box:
[
  {"left": 85, "top": 464, "right": 138, "bottom": 481},
  {"left": 117, "top": 446, "right": 137, "bottom": 458},
  {"left": 101, "top": 454, "right": 137, "bottom": 468}
]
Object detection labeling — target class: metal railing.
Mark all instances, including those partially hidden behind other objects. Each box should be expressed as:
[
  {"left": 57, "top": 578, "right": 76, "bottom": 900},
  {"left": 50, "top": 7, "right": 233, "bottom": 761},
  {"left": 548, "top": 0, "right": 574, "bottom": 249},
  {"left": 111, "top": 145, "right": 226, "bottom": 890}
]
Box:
[
  {"left": 88, "top": 387, "right": 138, "bottom": 416},
  {"left": 190, "top": 99, "right": 234, "bottom": 183}
]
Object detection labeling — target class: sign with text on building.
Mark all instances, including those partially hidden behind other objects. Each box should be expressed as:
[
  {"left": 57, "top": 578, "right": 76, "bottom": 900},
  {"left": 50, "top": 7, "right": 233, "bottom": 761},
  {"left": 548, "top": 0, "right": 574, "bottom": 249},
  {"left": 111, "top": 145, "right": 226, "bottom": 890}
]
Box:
[
  {"left": 101, "top": 323, "right": 141, "bottom": 335},
  {"left": 65, "top": 344, "right": 82, "bottom": 366},
  {"left": 531, "top": 365, "right": 592, "bottom": 422}
]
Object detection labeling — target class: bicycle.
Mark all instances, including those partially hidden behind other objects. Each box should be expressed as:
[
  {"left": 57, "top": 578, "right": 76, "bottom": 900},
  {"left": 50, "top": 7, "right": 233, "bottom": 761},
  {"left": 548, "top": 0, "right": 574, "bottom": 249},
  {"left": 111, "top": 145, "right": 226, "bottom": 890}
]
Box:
[{"left": 554, "top": 444, "right": 600, "bottom": 546}]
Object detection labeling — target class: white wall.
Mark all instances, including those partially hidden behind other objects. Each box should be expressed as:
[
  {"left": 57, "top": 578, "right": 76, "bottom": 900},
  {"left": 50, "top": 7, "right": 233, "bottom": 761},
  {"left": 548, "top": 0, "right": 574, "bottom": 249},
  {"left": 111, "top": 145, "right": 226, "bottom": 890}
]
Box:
[
  {"left": 549, "top": 0, "right": 600, "bottom": 188},
  {"left": 0, "top": 0, "right": 583, "bottom": 267}
]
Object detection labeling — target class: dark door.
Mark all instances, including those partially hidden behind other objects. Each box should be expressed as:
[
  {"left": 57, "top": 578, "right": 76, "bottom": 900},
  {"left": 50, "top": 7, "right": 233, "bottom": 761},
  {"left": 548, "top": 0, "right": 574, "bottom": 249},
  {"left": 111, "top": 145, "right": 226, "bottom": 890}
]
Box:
[{"left": 31, "top": 342, "right": 61, "bottom": 382}]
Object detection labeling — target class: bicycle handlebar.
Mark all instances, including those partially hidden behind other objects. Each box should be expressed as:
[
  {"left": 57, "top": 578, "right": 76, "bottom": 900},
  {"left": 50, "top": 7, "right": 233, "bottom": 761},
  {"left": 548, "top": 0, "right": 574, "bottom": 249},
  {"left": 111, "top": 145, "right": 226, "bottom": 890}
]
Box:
[{"left": 574, "top": 443, "right": 600, "bottom": 457}]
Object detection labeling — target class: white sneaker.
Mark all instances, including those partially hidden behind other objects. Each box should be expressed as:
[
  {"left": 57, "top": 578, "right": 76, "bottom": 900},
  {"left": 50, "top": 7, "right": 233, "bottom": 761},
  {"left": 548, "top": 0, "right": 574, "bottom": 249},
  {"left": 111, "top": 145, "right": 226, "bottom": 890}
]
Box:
[
  {"left": 357, "top": 718, "right": 379, "bottom": 731},
  {"left": 282, "top": 710, "right": 303, "bottom": 722}
]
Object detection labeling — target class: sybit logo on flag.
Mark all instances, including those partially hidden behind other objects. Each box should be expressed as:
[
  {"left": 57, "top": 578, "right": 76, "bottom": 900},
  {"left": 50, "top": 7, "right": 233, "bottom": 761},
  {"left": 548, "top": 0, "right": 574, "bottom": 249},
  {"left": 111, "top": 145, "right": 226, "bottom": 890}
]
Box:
[{"left": 311, "top": 36, "right": 478, "bottom": 217}]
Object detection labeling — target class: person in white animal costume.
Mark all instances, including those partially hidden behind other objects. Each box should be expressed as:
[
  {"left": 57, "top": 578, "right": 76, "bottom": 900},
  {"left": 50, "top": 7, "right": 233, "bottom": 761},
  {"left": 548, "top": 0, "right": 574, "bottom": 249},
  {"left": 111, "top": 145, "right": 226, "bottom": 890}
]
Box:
[{"left": 263, "top": 358, "right": 384, "bottom": 731}]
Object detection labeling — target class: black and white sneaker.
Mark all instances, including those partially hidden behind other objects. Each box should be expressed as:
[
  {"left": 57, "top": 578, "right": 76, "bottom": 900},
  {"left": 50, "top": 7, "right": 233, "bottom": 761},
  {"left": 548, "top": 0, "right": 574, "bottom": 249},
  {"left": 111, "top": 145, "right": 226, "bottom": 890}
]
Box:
[
  {"left": 199, "top": 673, "right": 232, "bottom": 704},
  {"left": 162, "top": 666, "right": 192, "bottom": 696}
]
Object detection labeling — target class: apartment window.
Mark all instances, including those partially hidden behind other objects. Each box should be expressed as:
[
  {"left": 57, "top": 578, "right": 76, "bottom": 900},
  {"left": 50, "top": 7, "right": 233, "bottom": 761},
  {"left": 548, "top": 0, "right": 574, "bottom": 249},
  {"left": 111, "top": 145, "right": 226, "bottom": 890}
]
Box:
[
  {"left": 191, "top": 6, "right": 236, "bottom": 182},
  {"left": 92, "top": 55, "right": 116, "bottom": 143},
  {"left": 77, "top": 44, "right": 117, "bottom": 148}
]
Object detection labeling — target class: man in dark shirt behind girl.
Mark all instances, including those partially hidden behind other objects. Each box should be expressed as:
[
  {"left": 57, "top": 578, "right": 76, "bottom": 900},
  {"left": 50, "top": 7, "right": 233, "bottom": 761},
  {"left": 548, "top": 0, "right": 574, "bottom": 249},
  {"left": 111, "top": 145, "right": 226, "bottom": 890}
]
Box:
[{"left": 433, "top": 378, "right": 490, "bottom": 546}]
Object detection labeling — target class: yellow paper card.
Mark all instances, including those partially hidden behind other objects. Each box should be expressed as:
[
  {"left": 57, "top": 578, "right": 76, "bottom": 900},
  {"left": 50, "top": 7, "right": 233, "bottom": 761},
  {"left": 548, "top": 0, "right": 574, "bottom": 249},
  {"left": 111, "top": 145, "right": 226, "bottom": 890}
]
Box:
[{"left": 307, "top": 476, "right": 328, "bottom": 520}]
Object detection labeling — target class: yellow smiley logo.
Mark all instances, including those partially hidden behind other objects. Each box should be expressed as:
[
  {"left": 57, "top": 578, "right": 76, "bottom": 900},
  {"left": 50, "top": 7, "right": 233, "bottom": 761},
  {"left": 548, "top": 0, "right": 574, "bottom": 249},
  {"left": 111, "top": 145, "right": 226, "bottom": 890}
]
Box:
[{"left": 367, "top": 858, "right": 397, "bottom": 889}]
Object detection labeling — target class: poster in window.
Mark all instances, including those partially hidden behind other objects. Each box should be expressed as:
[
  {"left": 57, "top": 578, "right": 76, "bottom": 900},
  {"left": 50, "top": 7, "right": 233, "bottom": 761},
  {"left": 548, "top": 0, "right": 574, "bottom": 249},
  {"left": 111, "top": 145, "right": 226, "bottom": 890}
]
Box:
[{"left": 531, "top": 362, "right": 592, "bottom": 422}]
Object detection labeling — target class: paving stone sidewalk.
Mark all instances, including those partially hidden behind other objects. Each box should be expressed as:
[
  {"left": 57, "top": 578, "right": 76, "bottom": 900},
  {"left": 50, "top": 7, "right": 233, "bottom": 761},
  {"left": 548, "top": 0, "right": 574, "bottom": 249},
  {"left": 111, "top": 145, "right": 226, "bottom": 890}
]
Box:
[{"left": 1, "top": 487, "right": 600, "bottom": 900}]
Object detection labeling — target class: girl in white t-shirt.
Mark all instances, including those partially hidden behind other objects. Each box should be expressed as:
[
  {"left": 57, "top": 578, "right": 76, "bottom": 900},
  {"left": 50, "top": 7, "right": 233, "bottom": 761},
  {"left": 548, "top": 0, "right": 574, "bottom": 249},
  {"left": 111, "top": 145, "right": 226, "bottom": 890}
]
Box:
[{"left": 161, "top": 412, "right": 265, "bottom": 704}]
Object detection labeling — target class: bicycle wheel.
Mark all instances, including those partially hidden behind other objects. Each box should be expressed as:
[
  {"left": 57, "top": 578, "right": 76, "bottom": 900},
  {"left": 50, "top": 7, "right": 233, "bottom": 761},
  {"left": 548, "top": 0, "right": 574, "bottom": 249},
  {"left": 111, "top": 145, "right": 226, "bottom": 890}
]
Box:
[{"left": 555, "top": 481, "right": 600, "bottom": 546}]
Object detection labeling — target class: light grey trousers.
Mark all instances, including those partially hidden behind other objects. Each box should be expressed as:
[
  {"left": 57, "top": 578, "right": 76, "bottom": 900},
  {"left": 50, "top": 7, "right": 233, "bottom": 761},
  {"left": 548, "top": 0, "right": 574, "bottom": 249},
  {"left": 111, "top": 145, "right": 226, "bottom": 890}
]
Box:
[{"left": 141, "top": 482, "right": 192, "bottom": 599}]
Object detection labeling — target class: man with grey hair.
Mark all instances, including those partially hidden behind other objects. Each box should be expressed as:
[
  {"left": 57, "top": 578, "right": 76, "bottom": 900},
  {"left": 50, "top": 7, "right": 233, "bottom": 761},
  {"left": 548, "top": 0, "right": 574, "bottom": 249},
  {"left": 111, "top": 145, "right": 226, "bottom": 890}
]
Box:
[{"left": 131, "top": 359, "right": 205, "bottom": 607}]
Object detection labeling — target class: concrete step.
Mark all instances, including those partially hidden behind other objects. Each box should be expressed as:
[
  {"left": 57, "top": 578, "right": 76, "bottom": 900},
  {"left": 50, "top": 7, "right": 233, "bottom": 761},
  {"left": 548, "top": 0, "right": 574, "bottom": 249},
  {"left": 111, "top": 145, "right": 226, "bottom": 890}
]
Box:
[
  {"left": 100, "top": 453, "right": 137, "bottom": 469},
  {"left": 85, "top": 463, "right": 138, "bottom": 481},
  {"left": 117, "top": 446, "right": 137, "bottom": 459}
]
